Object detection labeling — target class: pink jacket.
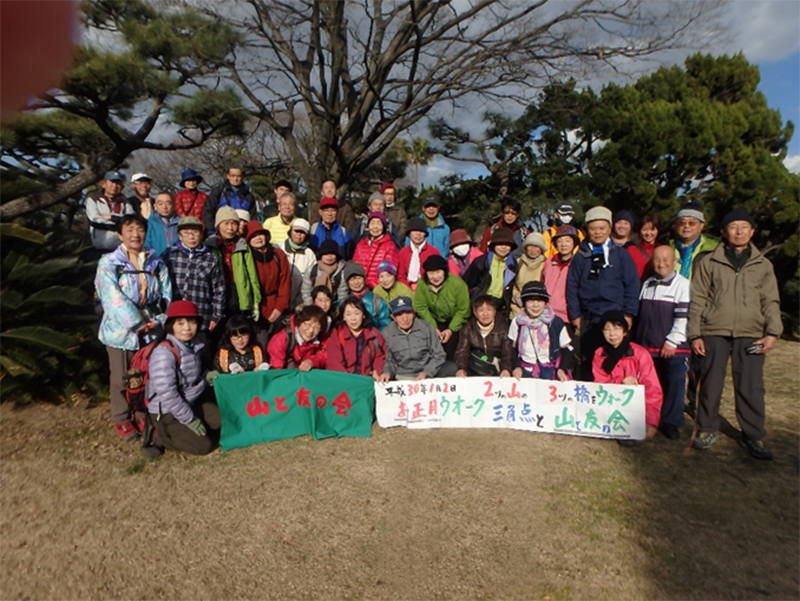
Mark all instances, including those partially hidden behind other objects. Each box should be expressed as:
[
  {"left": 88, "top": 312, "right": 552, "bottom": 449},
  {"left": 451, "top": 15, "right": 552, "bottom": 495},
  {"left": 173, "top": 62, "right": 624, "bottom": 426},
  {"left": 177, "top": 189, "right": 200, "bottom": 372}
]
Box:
[
  {"left": 542, "top": 255, "right": 571, "bottom": 323},
  {"left": 267, "top": 316, "right": 328, "bottom": 370},
  {"left": 448, "top": 247, "right": 484, "bottom": 278},
  {"left": 352, "top": 235, "right": 399, "bottom": 289},
  {"left": 592, "top": 342, "right": 663, "bottom": 428}
]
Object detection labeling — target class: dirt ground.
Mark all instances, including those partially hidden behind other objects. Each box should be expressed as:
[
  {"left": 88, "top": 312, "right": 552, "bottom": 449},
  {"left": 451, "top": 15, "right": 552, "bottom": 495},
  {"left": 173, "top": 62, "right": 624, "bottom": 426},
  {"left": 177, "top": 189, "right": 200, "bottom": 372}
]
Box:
[{"left": 1, "top": 341, "right": 798, "bottom": 601}]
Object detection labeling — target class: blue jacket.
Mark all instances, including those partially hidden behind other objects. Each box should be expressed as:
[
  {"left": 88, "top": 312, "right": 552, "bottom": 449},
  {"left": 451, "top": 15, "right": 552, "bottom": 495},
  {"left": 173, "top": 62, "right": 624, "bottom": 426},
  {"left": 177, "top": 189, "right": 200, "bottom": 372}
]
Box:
[
  {"left": 566, "top": 239, "right": 640, "bottom": 323},
  {"left": 144, "top": 213, "right": 179, "bottom": 256},
  {"left": 407, "top": 213, "right": 450, "bottom": 258},
  {"left": 310, "top": 220, "right": 355, "bottom": 260},
  {"left": 202, "top": 182, "right": 256, "bottom": 231}
]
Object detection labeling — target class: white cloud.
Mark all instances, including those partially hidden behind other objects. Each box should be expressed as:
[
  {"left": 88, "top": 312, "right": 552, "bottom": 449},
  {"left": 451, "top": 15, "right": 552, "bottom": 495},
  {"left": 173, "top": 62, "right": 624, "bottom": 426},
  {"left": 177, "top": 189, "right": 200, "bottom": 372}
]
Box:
[
  {"left": 784, "top": 154, "right": 800, "bottom": 174},
  {"left": 724, "top": 1, "right": 800, "bottom": 62}
]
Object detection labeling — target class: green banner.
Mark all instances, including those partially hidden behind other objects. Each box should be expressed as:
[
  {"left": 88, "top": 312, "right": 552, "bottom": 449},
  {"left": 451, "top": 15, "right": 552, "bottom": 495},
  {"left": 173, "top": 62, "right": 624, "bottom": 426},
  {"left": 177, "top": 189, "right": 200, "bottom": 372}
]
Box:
[{"left": 214, "top": 369, "right": 376, "bottom": 450}]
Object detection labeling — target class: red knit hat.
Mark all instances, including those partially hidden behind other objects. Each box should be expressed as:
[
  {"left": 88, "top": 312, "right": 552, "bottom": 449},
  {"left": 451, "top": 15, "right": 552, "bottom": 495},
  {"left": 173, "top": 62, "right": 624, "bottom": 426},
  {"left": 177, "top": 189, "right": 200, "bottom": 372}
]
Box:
[
  {"left": 167, "top": 300, "right": 200, "bottom": 320},
  {"left": 380, "top": 183, "right": 396, "bottom": 195}
]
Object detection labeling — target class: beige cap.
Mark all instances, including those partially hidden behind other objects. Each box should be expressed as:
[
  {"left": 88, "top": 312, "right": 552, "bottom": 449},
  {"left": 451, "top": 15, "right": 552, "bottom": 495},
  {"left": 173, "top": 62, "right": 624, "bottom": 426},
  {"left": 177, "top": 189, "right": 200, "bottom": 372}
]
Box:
[
  {"left": 522, "top": 232, "right": 547, "bottom": 252},
  {"left": 215, "top": 206, "right": 240, "bottom": 228},
  {"left": 291, "top": 218, "right": 311, "bottom": 234},
  {"left": 584, "top": 206, "right": 613, "bottom": 225}
]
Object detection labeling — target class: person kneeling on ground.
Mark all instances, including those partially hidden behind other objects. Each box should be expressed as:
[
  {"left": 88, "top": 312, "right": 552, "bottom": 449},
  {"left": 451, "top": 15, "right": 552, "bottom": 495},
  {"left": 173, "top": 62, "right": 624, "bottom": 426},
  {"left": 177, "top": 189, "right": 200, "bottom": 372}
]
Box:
[
  {"left": 454, "top": 295, "right": 514, "bottom": 378},
  {"left": 593, "top": 311, "right": 662, "bottom": 441},
  {"left": 145, "top": 301, "right": 220, "bottom": 458},
  {"left": 378, "top": 296, "right": 457, "bottom": 382},
  {"left": 509, "top": 281, "right": 573, "bottom": 381},
  {"left": 327, "top": 297, "right": 388, "bottom": 381}
]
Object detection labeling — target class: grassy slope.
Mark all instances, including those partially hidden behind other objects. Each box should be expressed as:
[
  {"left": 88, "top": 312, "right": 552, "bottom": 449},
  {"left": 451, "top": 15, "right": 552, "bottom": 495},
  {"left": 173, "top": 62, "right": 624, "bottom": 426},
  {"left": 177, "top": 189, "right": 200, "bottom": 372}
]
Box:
[{"left": 1, "top": 341, "right": 798, "bottom": 600}]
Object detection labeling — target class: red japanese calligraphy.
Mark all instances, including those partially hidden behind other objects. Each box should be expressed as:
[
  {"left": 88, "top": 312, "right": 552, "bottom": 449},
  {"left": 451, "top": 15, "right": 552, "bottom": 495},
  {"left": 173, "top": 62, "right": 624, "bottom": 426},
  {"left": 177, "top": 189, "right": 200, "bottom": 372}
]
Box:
[
  {"left": 295, "top": 387, "right": 311, "bottom": 407},
  {"left": 275, "top": 396, "right": 289, "bottom": 412},
  {"left": 247, "top": 396, "right": 269, "bottom": 417},
  {"left": 315, "top": 395, "right": 327, "bottom": 408},
  {"left": 332, "top": 392, "right": 352, "bottom": 417}
]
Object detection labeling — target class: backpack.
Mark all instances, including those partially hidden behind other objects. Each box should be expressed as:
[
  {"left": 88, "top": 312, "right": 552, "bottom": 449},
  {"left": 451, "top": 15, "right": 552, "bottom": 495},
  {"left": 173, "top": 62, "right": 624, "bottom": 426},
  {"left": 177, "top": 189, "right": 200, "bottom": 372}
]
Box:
[
  {"left": 125, "top": 339, "right": 181, "bottom": 415},
  {"left": 217, "top": 346, "right": 263, "bottom": 372}
]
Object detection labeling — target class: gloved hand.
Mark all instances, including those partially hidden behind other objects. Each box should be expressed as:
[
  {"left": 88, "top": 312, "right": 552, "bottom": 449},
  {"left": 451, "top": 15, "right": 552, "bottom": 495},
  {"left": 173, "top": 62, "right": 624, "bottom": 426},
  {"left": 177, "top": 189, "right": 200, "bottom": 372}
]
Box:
[
  {"left": 229, "top": 362, "right": 244, "bottom": 374},
  {"left": 186, "top": 418, "right": 207, "bottom": 437},
  {"left": 255, "top": 362, "right": 270, "bottom": 372},
  {"left": 205, "top": 370, "right": 220, "bottom": 385},
  {"left": 251, "top": 306, "right": 260, "bottom": 321}
]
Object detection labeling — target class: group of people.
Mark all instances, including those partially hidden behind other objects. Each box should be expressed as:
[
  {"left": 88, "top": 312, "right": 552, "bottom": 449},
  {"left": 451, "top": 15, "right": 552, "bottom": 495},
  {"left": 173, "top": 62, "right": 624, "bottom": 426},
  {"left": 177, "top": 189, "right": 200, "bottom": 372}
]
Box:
[{"left": 89, "top": 167, "right": 783, "bottom": 461}]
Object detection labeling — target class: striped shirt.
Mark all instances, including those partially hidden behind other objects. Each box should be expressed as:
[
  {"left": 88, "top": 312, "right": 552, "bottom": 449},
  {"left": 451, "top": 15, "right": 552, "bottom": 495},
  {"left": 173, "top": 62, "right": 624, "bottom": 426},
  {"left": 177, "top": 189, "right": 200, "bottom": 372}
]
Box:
[{"left": 634, "top": 272, "right": 691, "bottom": 353}]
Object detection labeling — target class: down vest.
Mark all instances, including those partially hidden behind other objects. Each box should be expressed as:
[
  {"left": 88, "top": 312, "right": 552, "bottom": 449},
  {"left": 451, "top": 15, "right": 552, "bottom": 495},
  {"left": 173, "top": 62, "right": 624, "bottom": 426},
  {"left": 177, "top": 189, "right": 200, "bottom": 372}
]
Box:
[{"left": 146, "top": 335, "right": 207, "bottom": 425}]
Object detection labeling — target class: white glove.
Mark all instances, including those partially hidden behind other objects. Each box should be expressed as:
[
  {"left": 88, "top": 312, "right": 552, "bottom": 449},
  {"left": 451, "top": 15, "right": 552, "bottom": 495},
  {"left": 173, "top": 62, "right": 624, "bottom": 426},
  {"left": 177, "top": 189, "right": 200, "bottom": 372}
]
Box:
[
  {"left": 229, "top": 362, "right": 245, "bottom": 374},
  {"left": 255, "top": 363, "right": 271, "bottom": 372}
]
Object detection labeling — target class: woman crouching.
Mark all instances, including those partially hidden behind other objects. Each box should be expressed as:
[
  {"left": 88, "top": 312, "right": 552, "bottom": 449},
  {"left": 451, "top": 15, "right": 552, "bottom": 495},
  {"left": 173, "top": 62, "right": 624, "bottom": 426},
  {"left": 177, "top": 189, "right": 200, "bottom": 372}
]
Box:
[{"left": 145, "top": 300, "right": 220, "bottom": 457}]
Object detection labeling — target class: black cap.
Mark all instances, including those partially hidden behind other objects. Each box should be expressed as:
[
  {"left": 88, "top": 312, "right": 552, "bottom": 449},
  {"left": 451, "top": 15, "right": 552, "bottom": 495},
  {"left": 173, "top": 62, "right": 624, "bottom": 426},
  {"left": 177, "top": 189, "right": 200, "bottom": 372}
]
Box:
[
  {"left": 316, "top": 239, "right": 340, "bottom": 259},
  {"left": 422, "top": 254, "right": 449, "bottom": 273},
  {"left": 519, "top": 281, "right": 550, "bottom": 302},
  {"left": 720, "top": 208, "right": 755, "bottom": 229},
  {"left": 406, "top": 217, "right": 428, "bottom": 235},
  {"left": 420, "top": 194, "right": 439, "bottom": 207}
]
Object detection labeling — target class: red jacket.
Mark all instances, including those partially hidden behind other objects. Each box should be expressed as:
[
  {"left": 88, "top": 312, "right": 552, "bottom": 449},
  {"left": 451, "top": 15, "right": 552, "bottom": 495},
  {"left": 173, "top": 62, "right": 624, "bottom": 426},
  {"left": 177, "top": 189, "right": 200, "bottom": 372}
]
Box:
[
  {"left": 592, "top": 342, "right": 663, "bottom": 428},
  {"left": 627, "top": 240, "right": 656, "bottom": 281},
  {"left": 327, "top": 325, "right": 387, "bottom": 376},
  {"left": 397, "top": 242, "right": 441, "bottom": 288},
  {"left": 267, "top": 316, "right": 327, "bottom": 369},
  {"left": 352, "top": 234, "right": 399, "bottom": 289},
  {"left": 174, "top": 189, "right": 208, "bottom": 220},
  {"left": 448, "top": 247, "right": 483, "bottom": 278},
  {"left": 251, "top": 246, "right": 291, "bottom": 319}
]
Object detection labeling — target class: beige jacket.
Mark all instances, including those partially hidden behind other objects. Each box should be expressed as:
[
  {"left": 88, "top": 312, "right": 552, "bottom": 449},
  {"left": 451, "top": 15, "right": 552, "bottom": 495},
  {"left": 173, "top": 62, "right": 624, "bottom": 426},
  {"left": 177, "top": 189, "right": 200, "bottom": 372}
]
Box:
[{"left": 687, "top": 243, "right": 782, "bottom": 340}]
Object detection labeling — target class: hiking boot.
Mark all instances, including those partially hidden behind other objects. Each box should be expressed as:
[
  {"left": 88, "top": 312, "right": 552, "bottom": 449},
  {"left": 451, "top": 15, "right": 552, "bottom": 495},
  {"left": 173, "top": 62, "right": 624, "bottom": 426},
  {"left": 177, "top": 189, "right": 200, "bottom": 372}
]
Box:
[
  {"left": 114, "top": 420, "right": 140, "bottom": 441},
  {"left": 617, "top": 439, "right": 639, "bottom": 448},
  {"left": 659, "top": 424, "right": 681, "bottom": 440},
  {"left": 692, "top": 431, "right": 716, "bottom": 450},
  {"left": 141, "top": 444, "right": 164, "bottom": 459},
  {"left": 739, "top": 437, "right": 773, "bottom": 461}
]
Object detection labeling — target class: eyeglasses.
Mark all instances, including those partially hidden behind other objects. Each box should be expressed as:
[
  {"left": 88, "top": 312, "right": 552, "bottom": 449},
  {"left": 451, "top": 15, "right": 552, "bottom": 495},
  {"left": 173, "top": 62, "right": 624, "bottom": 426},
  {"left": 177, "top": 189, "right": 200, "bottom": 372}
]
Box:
[
  {"left": 231, "top": 332, "right": 249, "bottom": 339},
  {"left": 503, "top": 210, "right": 520, "bottom": 216}
]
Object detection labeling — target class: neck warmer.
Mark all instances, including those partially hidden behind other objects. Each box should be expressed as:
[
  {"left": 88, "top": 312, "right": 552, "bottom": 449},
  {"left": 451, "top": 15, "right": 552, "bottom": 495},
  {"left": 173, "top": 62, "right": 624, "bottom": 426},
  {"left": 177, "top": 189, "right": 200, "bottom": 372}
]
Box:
[
  {"left": 675, "top": 237, "right": 701, "bottom": 279},
  {"left": 601, "top": 338, "right": 632, "bottom": 374}
]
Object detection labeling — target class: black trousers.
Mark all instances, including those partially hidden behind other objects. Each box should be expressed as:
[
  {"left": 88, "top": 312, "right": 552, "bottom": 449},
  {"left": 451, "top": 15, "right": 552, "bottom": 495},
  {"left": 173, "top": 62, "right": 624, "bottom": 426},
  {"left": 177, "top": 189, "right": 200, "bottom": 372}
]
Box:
[
  {"left": 697, "top": 336, "right": 766, "bottom": 440},
  {"left": 152, "top": 396, "right": 222, "bottom": 455}
]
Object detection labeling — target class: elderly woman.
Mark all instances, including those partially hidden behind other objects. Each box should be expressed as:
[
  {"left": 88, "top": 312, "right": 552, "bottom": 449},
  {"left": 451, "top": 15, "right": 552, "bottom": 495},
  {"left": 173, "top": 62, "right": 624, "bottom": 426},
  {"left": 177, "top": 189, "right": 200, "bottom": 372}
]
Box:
[
  {"left": 454, "top": 295, "right": 514, "bottom": 377},
  {"left": 95, "top": 214, "right": 172, "bottom": 441},
  {"left": 351, "top": 212, "right": 400, "bottom": 290}
]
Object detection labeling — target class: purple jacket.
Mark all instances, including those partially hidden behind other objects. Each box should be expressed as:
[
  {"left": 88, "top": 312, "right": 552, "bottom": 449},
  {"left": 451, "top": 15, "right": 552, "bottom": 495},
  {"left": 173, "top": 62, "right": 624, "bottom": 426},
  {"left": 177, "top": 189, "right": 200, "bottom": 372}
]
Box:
[{"left": 146, "top": 335, "right": 207, "bottom": 425}]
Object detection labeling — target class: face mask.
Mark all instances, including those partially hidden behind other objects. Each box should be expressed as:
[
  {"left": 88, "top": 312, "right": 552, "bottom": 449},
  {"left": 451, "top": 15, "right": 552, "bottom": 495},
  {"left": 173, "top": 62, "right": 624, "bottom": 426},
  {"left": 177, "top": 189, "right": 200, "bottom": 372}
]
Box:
[
  {"left": 452, "top": 243, "right": 470, "bottom": 258},
  {"left": 559, "top": 214, "right": 573, "bottom": 224}
]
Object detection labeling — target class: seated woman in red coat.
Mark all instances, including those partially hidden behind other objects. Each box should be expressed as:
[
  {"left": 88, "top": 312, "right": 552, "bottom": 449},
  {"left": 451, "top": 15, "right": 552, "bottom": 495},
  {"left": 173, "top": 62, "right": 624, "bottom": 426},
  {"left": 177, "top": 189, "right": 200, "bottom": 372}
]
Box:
[
  {"left": 351, "top": 212, "right": 399, "bottom": 289},
  {"left": 592, "top": 310, "right": 663, "bottom": 440},
  {"left": 267, "top": 305, "right": 328, "bottom": 371},
  {"left": 327, "top": 297, "right": 387, "bottom": 381}
]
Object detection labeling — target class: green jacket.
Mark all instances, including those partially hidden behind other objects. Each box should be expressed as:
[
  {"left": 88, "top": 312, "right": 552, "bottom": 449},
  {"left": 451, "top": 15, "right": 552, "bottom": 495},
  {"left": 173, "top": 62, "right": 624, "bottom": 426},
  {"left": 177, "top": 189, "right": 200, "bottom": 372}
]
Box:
[
  {"left": 207, "top": 237, "right": 262, "bottom": 312},
  {"left": 373, "top": 281, "right": 414, "bottom": 305},
  {"left": 413, "top": 274, "right": 471, "bottom": 333},
  {"left": 687, "top": 243, "right": 782, "bottom": 340},
  {"left": 670, "top": 234, "right": 718, "bottom": 280}
]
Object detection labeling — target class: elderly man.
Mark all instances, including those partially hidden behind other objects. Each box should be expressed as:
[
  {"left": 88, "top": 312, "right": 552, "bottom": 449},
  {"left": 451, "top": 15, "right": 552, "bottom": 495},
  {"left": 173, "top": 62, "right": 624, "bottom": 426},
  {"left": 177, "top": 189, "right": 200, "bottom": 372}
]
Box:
[
  {"left": 351, "top": 192, "right": 401, "bottom": 247},
  {"left": 85, "top": 171, "right": 136, "bottom": 258},
  {"left": 378, "top": 296, "right": 457, "bottom": 382},
  {"left": 688, "top": 209, "right": 782, "bottom": 460},
  {"left": 201, "top": 167, "right": 256, "bottom": 232},
  {"left": 263, "top": 191, "right": 297, "bottom": 245},
  {"left": 128, "top": 173, "right": 153, "bottom": 219},
  {"left": 670, "top": 200, "right": 718, "bottom": 281},
  {"left": 310, "top": 196, "right": 355, "bottom": 260},
  {"left": 566, "top": 206, "right": 640, "bottom": 380}
]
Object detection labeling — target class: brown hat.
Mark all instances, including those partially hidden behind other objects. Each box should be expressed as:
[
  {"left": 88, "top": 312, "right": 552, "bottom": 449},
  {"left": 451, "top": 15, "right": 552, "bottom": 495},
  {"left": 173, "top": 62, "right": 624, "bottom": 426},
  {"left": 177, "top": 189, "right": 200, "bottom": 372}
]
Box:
[
  {"left": 449, "top": 229, "right": 472, "bottom": 248},
  {"left": 489, "top": 227, "right": 517, "bottom": 251}
]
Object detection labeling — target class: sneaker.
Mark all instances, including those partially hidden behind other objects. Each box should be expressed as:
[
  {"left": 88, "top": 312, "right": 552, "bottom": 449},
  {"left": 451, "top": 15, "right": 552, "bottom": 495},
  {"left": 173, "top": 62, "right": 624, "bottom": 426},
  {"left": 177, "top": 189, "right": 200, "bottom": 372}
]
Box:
[
  {"left": 141, "top": 444, "right": 164, "bottom": 459},
  {"left": 114, "top": 421, "right": 140, "bottom": 441},
  {"left": 133, "top": 415, "right": 146, "bottom": 433},
  {"left": 692, "top": 431, "right": 716, "bottom": 450},
  {"left": 739, "top": 437, "right": 773, "bottom": 461},
  {"left": 659, "top": 424, "right": 681, "bottom": 440}
]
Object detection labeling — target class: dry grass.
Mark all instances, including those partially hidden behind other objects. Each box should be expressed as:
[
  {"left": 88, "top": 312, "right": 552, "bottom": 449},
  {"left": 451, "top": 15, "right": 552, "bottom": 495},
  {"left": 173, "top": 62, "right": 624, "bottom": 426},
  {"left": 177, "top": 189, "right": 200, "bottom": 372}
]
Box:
[{"left": 1, "top": 342, "right": 798, "bottom": 600}]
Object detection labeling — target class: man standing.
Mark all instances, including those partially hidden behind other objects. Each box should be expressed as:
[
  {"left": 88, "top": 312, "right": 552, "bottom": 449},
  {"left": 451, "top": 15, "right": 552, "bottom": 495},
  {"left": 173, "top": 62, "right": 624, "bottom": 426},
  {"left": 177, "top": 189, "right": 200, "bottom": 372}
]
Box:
[
  {"left": 308, "top": 179, "right": 355, "bottom": 230},
  {"left": 669, "top": 200, "right": 718, "bottom": 281},
  {"left": 256, "top": 179, "right": 291, "bottom": 223},
  {"left": 263, "top": 192, "right": 297, "bottom": 245},
  {"left": 479, "top": 198, "right": 529, "bottom": 260},
  {"left": 566, "top": 206, "right": 640, "bottom": 380},
  {"left": 202, "top": 167, "right": 256, "bottom": 232},
  {"left": 382, "top": 183, "right": 408, "bottom": 241},
  {"left": 416, "top": 194, "right": 450, "bottom": 257},
  {"left": 310, "top": 196, "right": 355, "bottom": 260},
  {"left": 129, "top": 173, "right": 153, "bottom": 219},
  {"left": 688, "top": 209, "right": 782, "bottom": 460},
  {"left": 611, "top": 210, "right": 636, "bottom": 247},
  {"left": 85, "top": 171, "right": 135, "bottom": 258}
]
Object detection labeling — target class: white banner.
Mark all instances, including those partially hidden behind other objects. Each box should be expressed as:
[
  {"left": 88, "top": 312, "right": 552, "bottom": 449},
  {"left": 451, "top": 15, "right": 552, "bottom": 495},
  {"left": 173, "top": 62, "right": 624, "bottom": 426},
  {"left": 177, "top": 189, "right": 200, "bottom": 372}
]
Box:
[{"left": 375, "top": 377, "right": 646, "bottom": 440}]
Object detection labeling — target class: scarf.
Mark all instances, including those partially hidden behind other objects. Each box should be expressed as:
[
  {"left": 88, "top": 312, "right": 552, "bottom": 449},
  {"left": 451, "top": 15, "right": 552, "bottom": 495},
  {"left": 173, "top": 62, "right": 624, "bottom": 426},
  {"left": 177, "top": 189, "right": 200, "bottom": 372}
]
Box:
[
  {"left": 515, "top": 305, "right": 555, "bottom": 376},
  {"left": 600, "top": 338, "right": 632, "bottom": 375},
  {"left": 408, "top": 242, "right": 425, "bottom": 283},
  {"left": 424, "top": 215, "right": 439, "bottom": 229},
  {"left": 675, "top": 237, "right": 701, "bottom": 279},
  {"left": 122, "top": 243, "right": 149, "bottom": 307},
  {"left": 252, "top": 245, "right": 275, "bottom": 263},
  {"left": 351, "top": 287, "right": 368, "bottom": 300},
  {"left": 315, "top": 260, "right": 338, "bottom": 292},
  {"left": 286, "top": 238, "right": 306, "bottom": 252}
]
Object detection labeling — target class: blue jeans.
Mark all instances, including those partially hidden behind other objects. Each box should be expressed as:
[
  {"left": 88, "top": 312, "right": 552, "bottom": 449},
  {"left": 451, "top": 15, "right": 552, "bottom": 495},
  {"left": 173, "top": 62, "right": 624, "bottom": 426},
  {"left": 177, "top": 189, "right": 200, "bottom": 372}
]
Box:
[{"left": 653, "top": 354, "right": 688, "bottom": 427}]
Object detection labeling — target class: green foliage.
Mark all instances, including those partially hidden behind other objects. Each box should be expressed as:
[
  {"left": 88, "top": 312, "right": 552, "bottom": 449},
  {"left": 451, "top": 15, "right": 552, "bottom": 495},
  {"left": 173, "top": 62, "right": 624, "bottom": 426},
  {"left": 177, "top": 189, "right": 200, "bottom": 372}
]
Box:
[{"left": 0, "top": 223, "right": 106, "bottom": 404}]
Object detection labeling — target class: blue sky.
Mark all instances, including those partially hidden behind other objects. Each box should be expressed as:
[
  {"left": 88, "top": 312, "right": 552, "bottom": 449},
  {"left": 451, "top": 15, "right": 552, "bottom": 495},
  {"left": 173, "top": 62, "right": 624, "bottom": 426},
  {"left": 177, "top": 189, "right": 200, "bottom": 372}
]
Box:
[{"left": 419, "top": 0, "right": 800, "bottom": 185}]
